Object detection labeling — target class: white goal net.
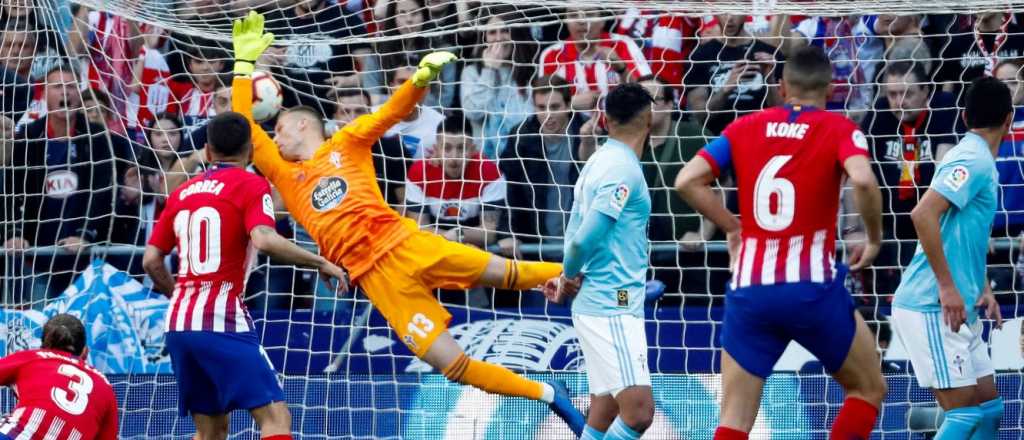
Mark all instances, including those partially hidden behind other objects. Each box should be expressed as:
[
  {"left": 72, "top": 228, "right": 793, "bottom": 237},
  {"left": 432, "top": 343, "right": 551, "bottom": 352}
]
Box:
[{"left": 1, "top": 0, "right": 1023, "bottom": 438}]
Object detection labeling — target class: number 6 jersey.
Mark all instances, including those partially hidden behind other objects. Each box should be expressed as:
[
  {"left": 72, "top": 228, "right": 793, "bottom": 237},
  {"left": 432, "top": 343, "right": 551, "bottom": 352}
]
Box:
[
  {"left": 697, "top": 105, "right": 869, "bottom": 288},
  {"left": 148, "top": 165, "right": 277, "bottom": 332},
  {"left": 0, "top": 349, "right": 118, "bottom": 440}
]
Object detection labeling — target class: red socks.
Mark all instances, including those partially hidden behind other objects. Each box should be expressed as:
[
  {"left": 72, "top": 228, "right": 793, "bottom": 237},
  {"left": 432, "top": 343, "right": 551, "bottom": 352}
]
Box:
[
  {"left": 262, "top": 436, "right": 292, "bottom": 440},
  {"left": 830, "top": 397, "right": 878, "bottom": 440},
  {"left": 714, "top": 426, "right": 749, "bottom": 440}
]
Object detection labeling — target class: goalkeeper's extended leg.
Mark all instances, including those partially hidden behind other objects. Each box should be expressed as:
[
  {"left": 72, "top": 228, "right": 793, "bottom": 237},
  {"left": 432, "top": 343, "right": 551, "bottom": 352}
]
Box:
[
  {"left": 478, "top": 256, "right": 564, "bottom": 290},
  {"left": 423, "top": 331, "right": 585, "bottom": 436}
]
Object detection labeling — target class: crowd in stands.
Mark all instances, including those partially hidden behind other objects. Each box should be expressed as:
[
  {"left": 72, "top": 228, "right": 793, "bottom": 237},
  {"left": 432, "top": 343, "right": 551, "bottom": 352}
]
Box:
[{"left": 2, "top": 1, "right": 1024, "bottom": 316}]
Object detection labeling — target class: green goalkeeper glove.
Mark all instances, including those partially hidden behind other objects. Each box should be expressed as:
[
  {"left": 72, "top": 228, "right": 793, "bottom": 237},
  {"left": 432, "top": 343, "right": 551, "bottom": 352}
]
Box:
[
  {"left": 411, "top": 51, "right": 457, "bottom": 88},
  {"left": 232, "top": 10, "right": 275, "bottom": 76}
]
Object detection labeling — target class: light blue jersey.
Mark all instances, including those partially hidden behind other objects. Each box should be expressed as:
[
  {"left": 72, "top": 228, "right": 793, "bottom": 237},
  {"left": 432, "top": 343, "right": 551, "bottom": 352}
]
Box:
[
  {"left": 566, "top": 139, "right": 651, "bottom": 317},
  {"left": 893, "top": 132, "right": 998, "bottom": 323}
]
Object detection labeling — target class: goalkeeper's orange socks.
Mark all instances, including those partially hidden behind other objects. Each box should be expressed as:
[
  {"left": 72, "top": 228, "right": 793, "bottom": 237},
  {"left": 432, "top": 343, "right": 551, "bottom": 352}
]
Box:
[
  {"left": 830, "top": 397, "right": 878, "bottom": 439},
  {"left": 502, "top": 260, "right": 563, "bottom": 290},
  {"left": 441, "top": 353, "right": 554, "bottom": 403}
]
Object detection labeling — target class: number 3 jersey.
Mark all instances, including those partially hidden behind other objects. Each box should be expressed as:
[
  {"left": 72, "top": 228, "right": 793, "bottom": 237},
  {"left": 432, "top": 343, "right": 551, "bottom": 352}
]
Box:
[
  {"left": 697, "top": 105, "right": 869, "bottom": 288},
  {"left": 0, "top": 349, "right": 118, "bottom": 440},
  {"left": 148, "top": 166, "right": 276, "bottom": 332}
]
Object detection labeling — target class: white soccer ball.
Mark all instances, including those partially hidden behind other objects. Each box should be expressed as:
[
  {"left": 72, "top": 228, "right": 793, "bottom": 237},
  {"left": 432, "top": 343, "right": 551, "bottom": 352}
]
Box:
[{"left": 251, "top": 70, "right": 283, "bottom": 122}]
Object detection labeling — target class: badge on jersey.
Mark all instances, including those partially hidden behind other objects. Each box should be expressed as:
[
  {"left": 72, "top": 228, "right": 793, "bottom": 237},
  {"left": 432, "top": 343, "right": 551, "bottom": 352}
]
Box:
[
  {"left": 852, "top": 129, "right": 869, "bottom": 151},
  {"left": 262, "top": 194, "right": 274, "bottom": 218},
  {"left": 610, "top": 183, "right": 630, "bottom": 212},
  {"left": 330, "top": 152, "right": 342, "bottom": 169},
  {"left": 943, "top": 165, "right": 970, "bottom": 192},
  {"left": 311, "top": 176, "right": 348, "bottom": 212}
]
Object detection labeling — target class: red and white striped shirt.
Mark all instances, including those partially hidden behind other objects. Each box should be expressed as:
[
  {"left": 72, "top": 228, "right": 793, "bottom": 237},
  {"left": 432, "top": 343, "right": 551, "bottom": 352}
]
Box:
[
  {"left": 148, "top": 166, "right": 276, "bottom": 333},
  {"left": 126, "top": 44, "right": 172, "bottom": 129},
  {"left": 168, "top": 80, "right": 216, "bottom": 131},
  {"left": 539, "top": 32, "right": 652, "bottom": 95},
  {"left": 0, "top": 349, "right": 118, "bottom": 440},
  {"left": 614, "top": 9, "right": 700, "bottom": 87},
  {"left": 697, "top": 106, "right": 869, "bottom": 289}
]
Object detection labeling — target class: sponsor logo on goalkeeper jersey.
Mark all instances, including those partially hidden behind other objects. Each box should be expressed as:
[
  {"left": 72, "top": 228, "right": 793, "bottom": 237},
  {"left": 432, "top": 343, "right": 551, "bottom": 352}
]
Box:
[
  {"left": 44, "top": 170, "right": 78, "bottom": 198},
  {"left": 311, "top": 176, "right": 348, "bottom": 212}
]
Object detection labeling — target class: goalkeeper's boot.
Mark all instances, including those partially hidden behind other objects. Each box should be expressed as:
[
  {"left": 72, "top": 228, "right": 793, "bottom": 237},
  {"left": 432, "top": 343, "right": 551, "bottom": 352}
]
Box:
[{"left": 545, "top": 380, "right": 585, "bottom": 437}]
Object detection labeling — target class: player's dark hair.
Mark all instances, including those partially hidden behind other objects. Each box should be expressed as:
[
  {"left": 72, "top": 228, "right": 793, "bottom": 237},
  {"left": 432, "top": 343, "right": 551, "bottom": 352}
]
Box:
[
  {"left": 884, "top": 61, "right": 931, "bottom": 91},
  {"left": 604, "top": 82, "right": 654, "bottom": 126},
  {"left": 965, "top": 76, "right": 1012, "bottom": 129},
  {"left": 206, "top": 112, "right": 251, "bottom": 158},
  {"left": 283, "top": 105, "right": 328, "bottom": 138},
  {"left": 440, "top": 113, "right": 470, "bottom": 136},
  {"left": 783, "top": 46, "right": 833, "bottom": 95},
  {"left": 42, "top": 314, "right": 86, "bottom": 356}
]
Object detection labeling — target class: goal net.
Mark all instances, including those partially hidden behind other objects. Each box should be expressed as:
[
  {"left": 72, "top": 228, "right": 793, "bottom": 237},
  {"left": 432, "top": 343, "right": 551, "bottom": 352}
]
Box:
[{"left": 1, "top": 0, "right": 1023, "bottom": 438}]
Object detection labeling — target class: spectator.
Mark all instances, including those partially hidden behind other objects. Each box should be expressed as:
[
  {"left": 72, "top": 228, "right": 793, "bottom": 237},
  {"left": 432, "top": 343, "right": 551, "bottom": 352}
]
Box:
[
  {"left": 0, "top": 41, "right": 31, "bottom": 120},
  {"left": 110, "top": 143, "right": 166, "bottom": 277},
  {"left": 0, "top": 115, "right": 12, "bottom": 165},
  {"left": 127, "top": 22, "right": 173, "bottom": 133},
  {"left": 685, "top": 14, "right": 780, "bottom": 135},
  {"left": 936, "top": 12, "right": 1024, "bottom": 101},
  {"left": 857, "top": 61, "right": 959, "bottom": 299},
  {"left": 612, "top": 8, "right": 701, "bottom": 88},
  {"left": 539, "top": 7, "right": 652, "bottom": 112},
  {"left": 459, "top": 5, "right": 536, "bottom": 159},
  {"left": 407, "top": 115, "right": 505, "bottom": 249},
  {"left": 993, "top": 59, "right": 1024, "bottom": 237},
  {"left": 65, "top": 5, "right": 141, "bottom": 124},
  {"left": 183, "top": 84, "right": 231, "bottom": 154},
  {"left": 82, "top": 88, "right": 129, "bottom": 138},
  {"left": 263, "top": 0, "right": 369, "bottom": 115},
  {"left": 330, "top": 88, "right": 409, "bottom": 208},
  {"left": 783, "top": 15, "right": 875, "bottom": 117},
  {"left": 367, "top": 0, "right": 456, "bottom": 109},
  {"left": 167, "top": 46, "right": 225, "bottom": 133},
  {"left": 498, "top": 75, "right": 586, "bottom": 258},
  {"left": 1, "top": 65, "right": 118, "bottom": 307},
  {"left": 381, "top": 65, "right": 445, "bottom": 158}
]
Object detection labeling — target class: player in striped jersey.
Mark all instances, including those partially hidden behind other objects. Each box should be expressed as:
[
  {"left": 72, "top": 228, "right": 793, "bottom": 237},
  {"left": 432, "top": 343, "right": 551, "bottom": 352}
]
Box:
[
  {"left": 675, "top": 46, "right": 888, "bottom": 439},
  {"left": 0, "top": 314, "right": 118, "bottom": 440},
  {"left": 142, "top": 112, "right": 347, "bottom": 440}
]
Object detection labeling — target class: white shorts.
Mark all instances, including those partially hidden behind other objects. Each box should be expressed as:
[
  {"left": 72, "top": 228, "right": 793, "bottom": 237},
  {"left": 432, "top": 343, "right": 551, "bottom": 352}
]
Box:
[
  {"left": 892, "top": 307, "right": 995, "bottom": 390},
  {"left": 572, "top": 313, "right": 651, "bottom": 396}
]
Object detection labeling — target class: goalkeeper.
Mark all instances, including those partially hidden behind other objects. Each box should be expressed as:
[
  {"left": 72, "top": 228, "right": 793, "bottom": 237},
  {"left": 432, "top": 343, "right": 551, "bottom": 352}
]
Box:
[{"left": 230, "top": 12, "right": 585, "bottom": 435}]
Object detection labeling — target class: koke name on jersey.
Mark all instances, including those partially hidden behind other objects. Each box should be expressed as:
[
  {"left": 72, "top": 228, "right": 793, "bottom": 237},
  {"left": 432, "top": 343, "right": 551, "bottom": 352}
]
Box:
[
  {"left": 179, "top": 179, "right": 226, "bottom": 201},
  {"left": 766, "top": 122, "right": 810, "bottom": 140}
]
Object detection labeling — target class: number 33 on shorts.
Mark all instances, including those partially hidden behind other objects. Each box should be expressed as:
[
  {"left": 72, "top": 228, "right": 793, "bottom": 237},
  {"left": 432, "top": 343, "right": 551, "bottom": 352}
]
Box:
[{"left": 403, "top": 313, "right": 435, "bottom": 350}]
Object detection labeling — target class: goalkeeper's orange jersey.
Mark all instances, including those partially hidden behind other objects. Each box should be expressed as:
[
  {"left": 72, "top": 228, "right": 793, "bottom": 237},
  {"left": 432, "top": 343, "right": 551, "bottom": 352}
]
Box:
[{"left": 232, "top": 76, "right": 427, "bottom": 280}]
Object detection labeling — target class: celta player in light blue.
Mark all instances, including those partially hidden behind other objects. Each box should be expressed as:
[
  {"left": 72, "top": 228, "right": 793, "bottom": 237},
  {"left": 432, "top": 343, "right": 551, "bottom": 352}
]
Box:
[
  {"left": 547, "top": 83, "right": 655, "bottom": 440},
  {"left": 892, "top": 76, "right": 1009, "bottom": 439}
]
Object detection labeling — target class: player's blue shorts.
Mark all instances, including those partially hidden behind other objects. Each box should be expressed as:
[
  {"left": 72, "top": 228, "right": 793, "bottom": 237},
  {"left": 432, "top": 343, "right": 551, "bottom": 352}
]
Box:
[
  {"left": 721, "top": 265, "right": 857, "bottom": 379},
  {"left": 165, "top": 330, "right": 285, "bottom": 417}
]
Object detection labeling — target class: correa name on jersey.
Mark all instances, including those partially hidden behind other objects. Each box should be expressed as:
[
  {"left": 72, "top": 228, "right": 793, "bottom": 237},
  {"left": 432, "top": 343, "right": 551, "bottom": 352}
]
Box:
[{"left": 177, "top": 179, "right": 226, "bottom": 201}]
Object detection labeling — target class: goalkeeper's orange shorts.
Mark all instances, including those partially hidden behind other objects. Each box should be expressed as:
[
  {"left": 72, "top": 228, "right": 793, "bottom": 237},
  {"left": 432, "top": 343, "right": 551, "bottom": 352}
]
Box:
[{"left": 356, "top": 230, "right": 493, "bottom": 357}]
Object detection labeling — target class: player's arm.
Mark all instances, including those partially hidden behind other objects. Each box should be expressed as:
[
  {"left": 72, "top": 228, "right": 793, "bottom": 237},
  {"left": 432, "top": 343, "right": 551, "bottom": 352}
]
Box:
[
  {"left": 910, "top": 189, "right": 962, "bottom": 328},
  {"left": 0, "top": 351, "right": 32, "bottom": 385},
  {"left": 842, "top": 154, "right": 883, "bottom": 270},
  {"left": 143, "top": 198, "right": 179, "bottom": 296},
  {"left": 334, "top": 52, "right": 455, "bottom": 149},
  {"left": 164, "top": 147, "right": 207, "bottom": 193},
  {"left": 249, "top": 226, "right": 349, "bottom": 292},
  {"left": 230, "top": 11, "right": 287, "bottom": 181},
  {"left": 674, "top": 137, "right": 741, "bottom": 236},
  {"left": 563, "top": 209, "right": 615, "bottom": 278}
]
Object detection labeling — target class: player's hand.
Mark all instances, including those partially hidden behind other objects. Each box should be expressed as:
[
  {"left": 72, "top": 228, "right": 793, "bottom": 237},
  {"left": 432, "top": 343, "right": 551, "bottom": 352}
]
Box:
[
  {"left": 726, "top": 230, "right": 742, "bottom": 271},
  {"left": 975, "top": 283, "right": 1002, "bottom": 330},
  {"left": 318, "top": 260, "right": 350, "bottom": 296},
  {"left": 680, "top": 231, "right": 704, "bottom": 251},
  {"left": 849, "top": 239, "right": 880, "bottom": 271},
  {"left": 412, "top": 51, "right": 456, "bottom": 87},
  {"left": 939, "top": 283, "right": 967, "bottom": 332},
  {"left": 3, "top": 237, "right": 28, "bottom": 251},
  {"left": 232, "top": 10, "right": 275, "bottom": 76}
]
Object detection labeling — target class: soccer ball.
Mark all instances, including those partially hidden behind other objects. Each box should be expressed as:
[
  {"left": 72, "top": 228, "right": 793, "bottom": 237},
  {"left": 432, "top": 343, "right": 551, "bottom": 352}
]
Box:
[{"left": 251, "top": 70, "right": 283, "bottom": 122}]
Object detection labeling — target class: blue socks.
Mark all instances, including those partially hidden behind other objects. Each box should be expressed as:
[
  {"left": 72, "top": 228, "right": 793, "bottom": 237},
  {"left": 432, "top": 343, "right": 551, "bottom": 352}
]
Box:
[
  {"left": 605, "top": 417, "right": 642, "bottom": 440},
  {"left": 936, "top": 406, "right": 983, "bottom": 439},
  {"left": 970, "top": 397, "right": 1003, "bottom": 440},
  {"left": 582, "top": 425, "right": 605, "bottom": 440}
]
